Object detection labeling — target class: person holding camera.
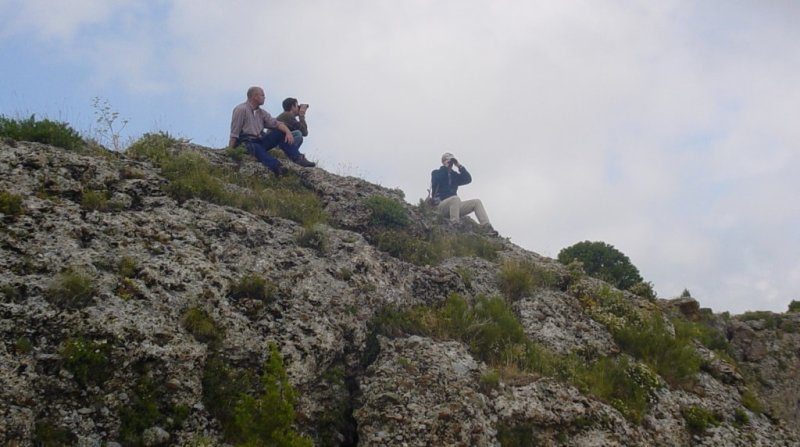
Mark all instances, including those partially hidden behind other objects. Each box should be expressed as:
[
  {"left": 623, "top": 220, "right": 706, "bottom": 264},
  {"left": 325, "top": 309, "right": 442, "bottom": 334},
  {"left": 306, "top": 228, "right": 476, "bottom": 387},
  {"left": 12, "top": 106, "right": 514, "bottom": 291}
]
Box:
[
  {"left": 430, "top": 152, "right": 497, "bottom": 236},
  {"left": 229, "top": 87, "right": 315, "bottom": 176},
  {"left": 276, "top": 97, "right": 310, "bottom": 149}
]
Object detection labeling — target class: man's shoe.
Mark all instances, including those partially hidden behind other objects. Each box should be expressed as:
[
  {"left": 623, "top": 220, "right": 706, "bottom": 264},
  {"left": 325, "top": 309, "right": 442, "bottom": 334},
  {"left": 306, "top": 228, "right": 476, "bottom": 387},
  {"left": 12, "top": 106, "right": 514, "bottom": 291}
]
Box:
[
  {"left": 481, "top": 224, "right": 499, "bottom": 237},
  {"left": 293, "top": 155, "right": 316, "bottom": 168}
]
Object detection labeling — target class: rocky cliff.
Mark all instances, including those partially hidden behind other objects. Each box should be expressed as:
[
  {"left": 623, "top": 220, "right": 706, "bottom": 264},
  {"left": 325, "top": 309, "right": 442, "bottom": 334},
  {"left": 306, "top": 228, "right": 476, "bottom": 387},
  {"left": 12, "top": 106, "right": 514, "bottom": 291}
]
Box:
[{"left": 1, "top": 138, "right": 798, "bottom": 446}]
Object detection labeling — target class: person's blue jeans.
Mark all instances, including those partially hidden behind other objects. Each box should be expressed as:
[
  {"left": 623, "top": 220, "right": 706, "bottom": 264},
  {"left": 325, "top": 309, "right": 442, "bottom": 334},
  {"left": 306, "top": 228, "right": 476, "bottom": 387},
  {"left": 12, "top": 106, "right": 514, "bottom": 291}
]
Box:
[
  {"left": 241, "top": 131, "right": 302, "bottom": 172},
  {"left": 291, "top": 130, "right": 304, "bottom": 149}
]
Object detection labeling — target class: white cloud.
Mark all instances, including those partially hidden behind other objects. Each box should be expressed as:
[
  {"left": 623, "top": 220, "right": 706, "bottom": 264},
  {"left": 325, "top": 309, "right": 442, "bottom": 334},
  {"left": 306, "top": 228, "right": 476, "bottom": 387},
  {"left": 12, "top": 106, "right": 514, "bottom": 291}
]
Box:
[{"left": 0, "top": 0, "right": 125, "bottom": 40}]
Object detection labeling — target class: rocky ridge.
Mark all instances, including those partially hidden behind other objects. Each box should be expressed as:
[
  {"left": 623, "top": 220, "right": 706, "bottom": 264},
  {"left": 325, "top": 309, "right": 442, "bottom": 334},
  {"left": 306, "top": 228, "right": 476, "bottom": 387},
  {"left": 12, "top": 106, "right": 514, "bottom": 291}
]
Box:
[{"left": 0, "top": 140, "right": 798, "bottom": 446}]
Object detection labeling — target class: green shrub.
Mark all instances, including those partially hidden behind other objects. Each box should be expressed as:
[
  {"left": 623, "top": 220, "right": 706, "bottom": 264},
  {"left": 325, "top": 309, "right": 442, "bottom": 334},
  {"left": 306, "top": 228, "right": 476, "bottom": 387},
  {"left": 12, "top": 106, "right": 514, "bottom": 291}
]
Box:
[
  {"left": 435, "top": 232, "right": 499, "bottom": 261},
  {"left": 614, "top": 315, "right": 701, "bottom": 389},
  {"left": 233, "top": 342, "right": 313, "bottom": 446},
  {"left": 672, "top": 317, "right": 731, "bottom": 356},
  {"left": 34, "top": 421, "right": 76, "bottom": 446},
  {"left": 566, "top": 260, "right": 585, "bottom": 284},
  {"left": 119, "top": 373, "right": 190, "bottom": 445},
  {"left": 161, "top": 152, "right": 229, "bottom": 203},
  {"left": 45, "top": 269, "right": 96, "bottom": 310},
  {"left": 366, "top": 195, "right": 410, "bottom": 228},
  {"left": 229, "top": 274, "right": 277, "bottom": 303},
  {"left": 182, "top": 307, "right": 223, "bottom": 346},
  {"left": 788, "top": 300, "right": 800, "bottom": 313},
  {"left": 125, "top": 132, "right": 180, "bottom": 165},
  {"left": 479, "top": 368, "right": 501, "bottom": 392},
  {"left": 0, "top": 115, "right": 84, "bottom": 151},
  {"left": 497, "top": 261, "right": 534, "bottom": 300},
  {"left": 119, "top": 375, "right": 163, "bottom": 445},
  {"left": 261, "top": 187, "right": 326, "bottom": 225},
  {"left": 226, "top": 145, "right": 248, "bottom": 163},
  {"left": 1, "top": 283, "right": 22, "bottom": 302},
  {"left": 455, "top": 266, "right": 473, "bottom": 288},
  {"left": 682, "top": 405, "right": 721, "bottom": 434},
  {"left": 15, "top": 336, "right": 33, "bottom": 354},
  {"left": 496, "top": 422, "right": 538, "bottom": 447},
  {"left": 81, "top": 189, "right": 109, "bottom": 211},
  {"left": 570, "top": 356, "right": 658, "bottom": 423},
  {"left": 741, "top": 387, "right": 763, "bottom": 413},
  {"left": 373, "top": 229, "right": 438, "bottom": 265},
  {"left": 496, "top": 260, "right": 556, "bottom": 300},
  {"left": 118, "top": 256, "right": 139, "bottom": 278},
  {"left": 0, "top": 191, "right": 24, "bottom": 216},
  {"left": 61, "top": 337, "right": 110, "bottom": 386},
  {"left": 458, "top": 296, "right": 528, "bottom": 365},
  {"left": 202, "top": 355, "right": 256, "bottom": 440},
  {"left": 733, "top": 407, "right": 749, "bottom": 427},
  {"left": 558, "top": 240, "right": 643, "bottom": 290},
  {"left": 628, "top": 281, "right": 657, "bottom": 301},
  {"left": 579, "top": 292, "right": 705, "bottom": 391}
]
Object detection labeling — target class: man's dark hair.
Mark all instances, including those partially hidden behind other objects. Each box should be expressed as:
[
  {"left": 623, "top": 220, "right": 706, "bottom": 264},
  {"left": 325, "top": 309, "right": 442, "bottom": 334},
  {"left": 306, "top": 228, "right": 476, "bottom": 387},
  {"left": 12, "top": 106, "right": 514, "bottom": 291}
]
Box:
[{"left": 282, "top": 97, "right": 298, "bottom": 112}]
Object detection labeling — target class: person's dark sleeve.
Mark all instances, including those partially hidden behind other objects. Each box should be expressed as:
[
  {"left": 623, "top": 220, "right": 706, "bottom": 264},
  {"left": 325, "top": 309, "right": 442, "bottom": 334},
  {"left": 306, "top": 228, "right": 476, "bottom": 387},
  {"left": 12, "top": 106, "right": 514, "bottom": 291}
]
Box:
[
  {"left": 298, "top": 116, "right": 308, "bottom": 136},
  {"left": 456, "top": 167, "right": 472, "bottom": 185},
  {"left": 430, "top": 170, "right": 440, "bottom": 198}
]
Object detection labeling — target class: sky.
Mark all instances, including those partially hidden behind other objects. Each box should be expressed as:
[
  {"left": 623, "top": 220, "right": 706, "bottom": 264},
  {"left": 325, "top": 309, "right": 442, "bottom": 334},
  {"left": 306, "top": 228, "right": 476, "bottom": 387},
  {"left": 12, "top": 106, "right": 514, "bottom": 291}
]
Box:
[{"left": 1, "top": 0, "right": 798, "bottom": 314}]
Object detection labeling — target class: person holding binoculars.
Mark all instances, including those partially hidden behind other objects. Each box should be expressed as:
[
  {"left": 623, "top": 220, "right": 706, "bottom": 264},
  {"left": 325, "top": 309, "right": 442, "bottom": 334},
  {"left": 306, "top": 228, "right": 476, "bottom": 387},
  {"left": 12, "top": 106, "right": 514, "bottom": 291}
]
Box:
[
  {"left": 429, "top": 152, "right": 497, "bottom": 236},
  {"left": 277, "top": 97, "right": 310, "bottom": 149}
]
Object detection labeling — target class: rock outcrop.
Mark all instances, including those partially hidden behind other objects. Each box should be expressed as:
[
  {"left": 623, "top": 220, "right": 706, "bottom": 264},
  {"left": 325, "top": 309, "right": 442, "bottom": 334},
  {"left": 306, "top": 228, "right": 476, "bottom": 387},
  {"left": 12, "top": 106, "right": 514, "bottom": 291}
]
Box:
[{"left": 1, "top": 140, "right": 798, "bottom": 446}]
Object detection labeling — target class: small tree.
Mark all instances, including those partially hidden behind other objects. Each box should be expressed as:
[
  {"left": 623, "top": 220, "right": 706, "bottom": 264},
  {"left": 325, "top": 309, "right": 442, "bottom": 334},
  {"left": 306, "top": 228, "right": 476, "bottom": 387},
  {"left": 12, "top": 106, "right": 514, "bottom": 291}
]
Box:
[
  {"left": 557, "top": 241, "right": 643, "bottom": 290},
  {"left": 788, "top": 300, "right": 800, "bottom": 313},
  {"left": 233, "top": 343, "right": 312, "bottom": 446}
]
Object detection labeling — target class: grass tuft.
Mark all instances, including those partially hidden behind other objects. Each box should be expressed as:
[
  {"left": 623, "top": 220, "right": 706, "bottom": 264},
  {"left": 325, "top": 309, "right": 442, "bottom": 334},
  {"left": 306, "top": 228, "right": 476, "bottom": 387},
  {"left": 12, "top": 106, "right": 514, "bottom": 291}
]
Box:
[
  {"left": 0, "top": 191, "right": 24, "bottom": 216},
  {"left": 497, "top": 260, "right": 557, "bottom": 300},
  {"left": 45, "top": 269, "right": 96, "bottom": 310},
  {"left": 182, "top": 306, "right": 223, "bottom": 346}
]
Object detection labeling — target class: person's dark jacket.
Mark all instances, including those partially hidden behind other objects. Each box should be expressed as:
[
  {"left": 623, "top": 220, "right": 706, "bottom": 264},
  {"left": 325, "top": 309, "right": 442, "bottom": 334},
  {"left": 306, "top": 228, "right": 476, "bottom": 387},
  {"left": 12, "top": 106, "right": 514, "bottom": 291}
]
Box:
[
  {"left": 431, "top": 165, "right": 472, "bottom": 202},
  {"left": 276, "top": 112, "right": 308, "bottom": 136}
]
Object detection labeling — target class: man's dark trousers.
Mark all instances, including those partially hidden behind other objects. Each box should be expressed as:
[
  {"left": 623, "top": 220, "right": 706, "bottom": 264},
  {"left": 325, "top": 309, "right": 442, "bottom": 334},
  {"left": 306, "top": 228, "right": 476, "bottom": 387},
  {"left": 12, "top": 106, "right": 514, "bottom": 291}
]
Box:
[{"left": 242, "top": 132, "right": 301, "bottom": 173}]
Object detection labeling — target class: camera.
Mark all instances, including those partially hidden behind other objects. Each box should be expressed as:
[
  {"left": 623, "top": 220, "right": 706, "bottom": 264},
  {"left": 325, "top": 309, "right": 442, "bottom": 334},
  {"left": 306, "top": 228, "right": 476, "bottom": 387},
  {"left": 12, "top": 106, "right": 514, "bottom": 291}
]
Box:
[
  {"left": 448, "top": 158, "right": 458, "bottom": 167},
  {"left": 300, "top": 103, "right": 309, "bottom": 109}
]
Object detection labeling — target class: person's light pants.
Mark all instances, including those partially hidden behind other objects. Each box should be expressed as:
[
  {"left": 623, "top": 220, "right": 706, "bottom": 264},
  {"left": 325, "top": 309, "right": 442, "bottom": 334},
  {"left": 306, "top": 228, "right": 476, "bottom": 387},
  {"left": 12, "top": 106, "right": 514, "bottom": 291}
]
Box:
[{"left": 438, "top": 196, "right": 490, "bottom": 225}]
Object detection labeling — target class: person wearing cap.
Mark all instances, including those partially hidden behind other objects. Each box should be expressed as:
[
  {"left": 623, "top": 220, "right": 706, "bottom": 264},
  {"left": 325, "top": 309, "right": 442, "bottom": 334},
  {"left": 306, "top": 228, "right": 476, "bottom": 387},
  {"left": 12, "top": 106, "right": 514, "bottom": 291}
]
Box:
[
  {"left": 229, "top": 86, "right": 315, "bottom": 176},
  {"left": 276, "top": 97, "right": 309, "bottom": 149},
  {"left": 430, "top": 153, "right": 497, "bottom": 236}
]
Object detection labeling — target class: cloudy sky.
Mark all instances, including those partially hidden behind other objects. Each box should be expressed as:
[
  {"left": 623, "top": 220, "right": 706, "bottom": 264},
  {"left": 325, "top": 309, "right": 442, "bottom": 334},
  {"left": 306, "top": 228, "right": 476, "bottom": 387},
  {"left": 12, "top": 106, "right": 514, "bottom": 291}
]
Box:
[{"left": 2, "top": 0, "right": 798, "bottom": 314}]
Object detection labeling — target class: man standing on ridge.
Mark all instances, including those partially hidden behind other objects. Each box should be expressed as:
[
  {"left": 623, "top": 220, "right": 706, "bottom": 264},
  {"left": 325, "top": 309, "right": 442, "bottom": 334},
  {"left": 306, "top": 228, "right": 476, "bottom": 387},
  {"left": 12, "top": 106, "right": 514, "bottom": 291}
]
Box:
[
  {"left": 229, "top": 86, "right": 315, "bottom": 176},
  {"left": 430, "top": 152, "right": 498, "bottom": 236},
  {"left": 276, "top": 97, "right": 309, "bottom": 149}
]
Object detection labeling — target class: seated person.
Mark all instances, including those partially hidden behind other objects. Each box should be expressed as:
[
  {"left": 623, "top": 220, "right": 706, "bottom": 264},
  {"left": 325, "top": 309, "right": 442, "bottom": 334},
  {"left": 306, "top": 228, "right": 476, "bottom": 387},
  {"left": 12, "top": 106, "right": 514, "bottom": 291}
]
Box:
[
  {"left": 430, "top": 152, "right": 497, "bottom": 236},
  {"left": 276, "top": 97, "right": 309, "bottom": 148},
  {"left": 229, "top": 86, "right": 315, "bottom": 176}
]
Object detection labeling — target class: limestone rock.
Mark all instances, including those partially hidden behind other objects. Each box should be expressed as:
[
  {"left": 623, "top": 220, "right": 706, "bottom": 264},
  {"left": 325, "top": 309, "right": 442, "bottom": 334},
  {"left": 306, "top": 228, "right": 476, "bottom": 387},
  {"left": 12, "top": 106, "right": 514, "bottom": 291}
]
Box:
[{"left": 1, "top": 140, "right": 798, "bottom": 446}]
